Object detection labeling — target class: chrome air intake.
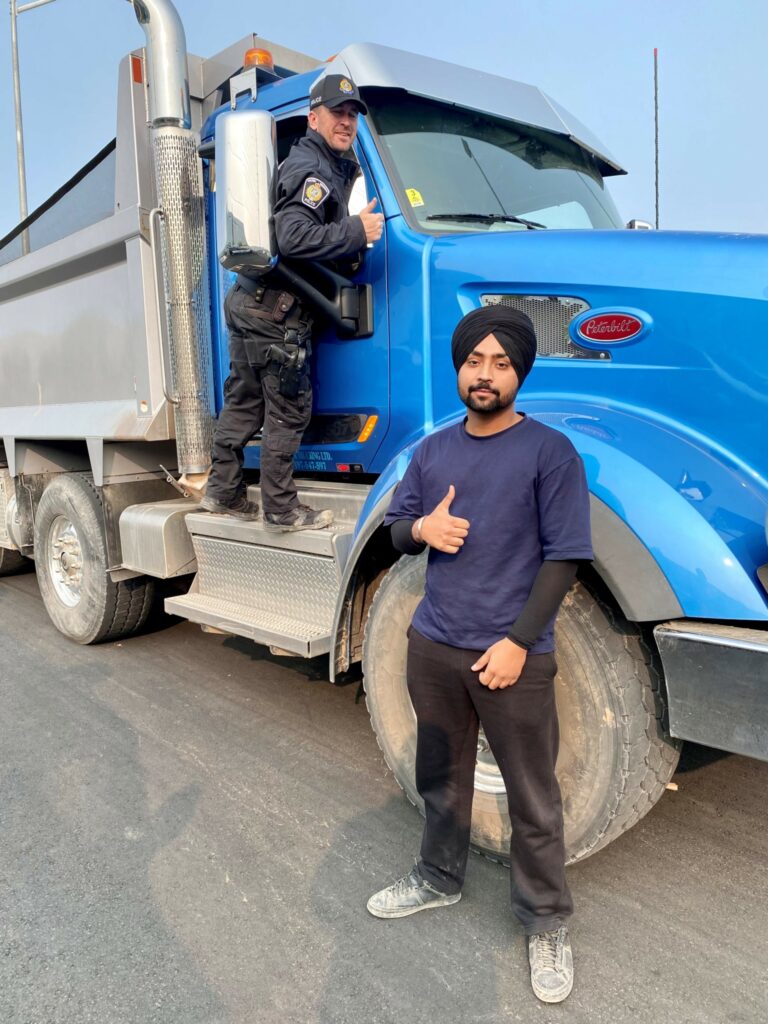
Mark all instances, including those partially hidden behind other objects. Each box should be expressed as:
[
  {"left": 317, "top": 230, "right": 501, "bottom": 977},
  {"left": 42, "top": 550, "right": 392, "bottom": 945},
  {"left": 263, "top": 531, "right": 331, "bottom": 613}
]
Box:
[{"left": 129, "top": 0, "right": 214, "bottom": 474}]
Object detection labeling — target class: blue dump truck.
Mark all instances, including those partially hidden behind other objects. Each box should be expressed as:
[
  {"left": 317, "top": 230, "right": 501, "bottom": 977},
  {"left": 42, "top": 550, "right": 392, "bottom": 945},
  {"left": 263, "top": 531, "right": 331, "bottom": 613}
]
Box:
[{"left": 0, "top": 0, "right": 766, "bottom": 863}]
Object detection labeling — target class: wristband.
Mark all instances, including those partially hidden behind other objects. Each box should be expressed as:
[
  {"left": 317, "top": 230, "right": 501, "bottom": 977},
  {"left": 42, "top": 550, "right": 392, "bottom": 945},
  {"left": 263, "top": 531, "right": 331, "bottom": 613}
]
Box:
[{"left": 413, "top": 516, "right": 426, "bottom": 543}]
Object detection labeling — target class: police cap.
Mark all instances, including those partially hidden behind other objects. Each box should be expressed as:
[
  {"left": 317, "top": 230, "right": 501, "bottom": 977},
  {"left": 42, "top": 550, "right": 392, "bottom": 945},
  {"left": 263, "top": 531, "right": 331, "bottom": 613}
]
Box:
[{"left": 309, "top": 74, "right": 368, "bottom": 115}]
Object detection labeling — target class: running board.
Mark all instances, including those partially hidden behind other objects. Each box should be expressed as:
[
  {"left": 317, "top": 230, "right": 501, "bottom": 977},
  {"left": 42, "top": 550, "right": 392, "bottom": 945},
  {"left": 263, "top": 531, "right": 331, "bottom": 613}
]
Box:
[
  {"left": 165, "top": 505, "right": 353, "bottom": 656},
  {"left": 165, "top": 592, "right": 332, "bottom": 656}
]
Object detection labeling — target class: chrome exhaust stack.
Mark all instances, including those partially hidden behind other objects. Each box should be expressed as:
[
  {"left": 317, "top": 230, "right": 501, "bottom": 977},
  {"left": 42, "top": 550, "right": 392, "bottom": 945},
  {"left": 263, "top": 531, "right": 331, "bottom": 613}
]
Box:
[{"left": 128, "top": 0, "right": 214, "bottom": 475}]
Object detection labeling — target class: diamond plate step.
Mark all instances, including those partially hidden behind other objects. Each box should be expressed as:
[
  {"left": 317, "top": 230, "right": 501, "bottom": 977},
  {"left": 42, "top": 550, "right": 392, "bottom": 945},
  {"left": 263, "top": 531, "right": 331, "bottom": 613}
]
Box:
[
  {"left": 166, "top": 479, "right": 369, "bottom": 655},
  {"left": 164, "top": 593, "right": 332, "bottom": 656},
  {"left": 184, "top": 511, "right": 353, "bottom": 563},
  {"left": 187, "top": 528, "right": 340, "bottom": 630}
]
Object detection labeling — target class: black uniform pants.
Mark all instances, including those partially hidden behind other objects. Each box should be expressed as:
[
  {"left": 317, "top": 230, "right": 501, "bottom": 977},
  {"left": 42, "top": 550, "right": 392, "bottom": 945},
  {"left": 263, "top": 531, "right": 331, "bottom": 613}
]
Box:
[
  {"left": 207, "top": 359, "right": 311, "bottom": 516},
  {"left": 206, "top": 284, "right": 312, "bottom": 516},
  {"left": 407, "top": 627, "right": 573, "bottom": 935}
]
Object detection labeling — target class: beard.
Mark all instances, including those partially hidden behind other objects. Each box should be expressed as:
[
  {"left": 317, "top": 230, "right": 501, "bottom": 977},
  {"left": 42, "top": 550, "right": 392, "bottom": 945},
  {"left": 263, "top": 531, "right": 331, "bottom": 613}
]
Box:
[{"left": 460, "top": 382, "right": 517, "bottom": 414}]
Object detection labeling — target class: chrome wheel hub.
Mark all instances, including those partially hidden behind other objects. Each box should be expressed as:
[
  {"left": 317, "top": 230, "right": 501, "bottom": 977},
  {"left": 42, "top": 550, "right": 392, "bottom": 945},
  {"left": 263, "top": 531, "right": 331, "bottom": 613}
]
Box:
[
  {"left": 48, "top": 515, "right": 84, "bottom": 607},
  {"left": 475, "top": 728, "right": 505, "bottom": 794}
]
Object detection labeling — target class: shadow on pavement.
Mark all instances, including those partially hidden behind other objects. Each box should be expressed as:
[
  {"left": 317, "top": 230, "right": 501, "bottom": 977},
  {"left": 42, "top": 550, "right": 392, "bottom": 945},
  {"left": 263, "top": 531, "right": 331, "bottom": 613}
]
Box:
[
  {"left": 0, "top": 656, "right": 225, "bottom": 1024},
  {"left": 309, "top": 800, "right": 509, "bottom": 1024}
]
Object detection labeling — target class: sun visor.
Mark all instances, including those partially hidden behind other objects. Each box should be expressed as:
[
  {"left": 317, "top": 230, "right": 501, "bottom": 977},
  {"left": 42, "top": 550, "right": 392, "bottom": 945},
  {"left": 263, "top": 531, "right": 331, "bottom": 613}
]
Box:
[{"left": 325, "top": 43, "right": 626, "bottom": 177}]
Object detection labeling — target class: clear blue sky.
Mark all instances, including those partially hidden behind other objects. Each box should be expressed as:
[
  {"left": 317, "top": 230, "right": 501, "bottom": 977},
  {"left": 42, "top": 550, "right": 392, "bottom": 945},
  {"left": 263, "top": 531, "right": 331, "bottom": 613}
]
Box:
[{"left": 1, "top": 0, "right": 767, "bottom": 238}]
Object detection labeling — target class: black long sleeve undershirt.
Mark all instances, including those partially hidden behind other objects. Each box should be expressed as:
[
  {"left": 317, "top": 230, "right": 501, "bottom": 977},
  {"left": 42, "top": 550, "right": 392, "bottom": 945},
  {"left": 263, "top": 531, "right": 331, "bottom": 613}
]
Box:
[
  {"left": 389, "top": 518, "right": 578, "bottom": 650},
  {"left": 390, "top": 517, "right": 427, "bottom": 556},
  {"left": 505, "top": 559, "right": 578, "bottom": 650}
]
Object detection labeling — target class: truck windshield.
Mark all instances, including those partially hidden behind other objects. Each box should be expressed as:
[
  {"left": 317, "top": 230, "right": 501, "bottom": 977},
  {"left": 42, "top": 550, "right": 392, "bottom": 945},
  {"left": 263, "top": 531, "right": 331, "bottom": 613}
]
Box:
[{"left": 365, "top": 89, "right": 622, "bottom": 232}]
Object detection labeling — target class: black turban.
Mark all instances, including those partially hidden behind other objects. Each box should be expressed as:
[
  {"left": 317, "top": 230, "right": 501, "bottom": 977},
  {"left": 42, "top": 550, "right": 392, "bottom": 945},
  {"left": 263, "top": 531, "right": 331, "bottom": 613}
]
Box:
[{"left": 451, "top": 306, "right": 537, "bottom": 384}]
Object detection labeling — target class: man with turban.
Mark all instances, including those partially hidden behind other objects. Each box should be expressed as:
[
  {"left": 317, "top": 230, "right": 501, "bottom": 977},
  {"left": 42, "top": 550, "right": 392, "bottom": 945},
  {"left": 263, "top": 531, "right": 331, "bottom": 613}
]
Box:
[{"left": 368, "top": 305, "right": 593, "bottom": 1005}]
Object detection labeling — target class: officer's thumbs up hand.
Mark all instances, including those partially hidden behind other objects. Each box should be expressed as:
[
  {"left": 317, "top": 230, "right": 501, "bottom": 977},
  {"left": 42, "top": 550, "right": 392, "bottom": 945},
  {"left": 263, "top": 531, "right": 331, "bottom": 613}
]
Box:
[
  {"left": 359, "top": 197, "right": 384, "bottom": 244},
  {"left": 419, "top": 485, "right": 471, "bottom": 555}
]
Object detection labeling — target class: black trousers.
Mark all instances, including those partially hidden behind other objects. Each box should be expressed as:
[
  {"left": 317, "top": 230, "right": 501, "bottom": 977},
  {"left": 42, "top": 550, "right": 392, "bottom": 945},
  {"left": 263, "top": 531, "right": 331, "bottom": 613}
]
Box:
[
  {"left": 206, "top": 285, "right": 311, "bottom": 516},
  {"left": 407, "top": 627, "right": 573, "bottom": 935},
  {"left": 206, "top": 359, "right": 311, "bottom": 516}
]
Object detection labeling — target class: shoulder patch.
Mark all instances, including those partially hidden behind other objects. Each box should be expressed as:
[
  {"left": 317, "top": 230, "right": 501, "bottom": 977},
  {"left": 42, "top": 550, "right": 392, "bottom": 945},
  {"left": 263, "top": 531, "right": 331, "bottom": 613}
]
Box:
[{"left": 301, "top": 176, "right": 330, "bottom": 209}]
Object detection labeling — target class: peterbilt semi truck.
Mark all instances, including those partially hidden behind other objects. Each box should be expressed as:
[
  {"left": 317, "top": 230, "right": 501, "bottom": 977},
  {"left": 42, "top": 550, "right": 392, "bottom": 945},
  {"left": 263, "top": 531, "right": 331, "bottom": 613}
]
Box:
[{"left": 0, "top": 0, "right": 766, "bottom": 865}]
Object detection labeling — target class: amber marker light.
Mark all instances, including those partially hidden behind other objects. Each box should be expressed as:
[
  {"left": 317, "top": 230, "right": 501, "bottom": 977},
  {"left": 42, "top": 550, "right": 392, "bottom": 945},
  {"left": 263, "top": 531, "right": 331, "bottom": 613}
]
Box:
[
  {"left": 357, "top": 415, "right": 379, "bottom": 443},
  {"left": 243, "top": 48, "right": 275, "bottom": 73}
]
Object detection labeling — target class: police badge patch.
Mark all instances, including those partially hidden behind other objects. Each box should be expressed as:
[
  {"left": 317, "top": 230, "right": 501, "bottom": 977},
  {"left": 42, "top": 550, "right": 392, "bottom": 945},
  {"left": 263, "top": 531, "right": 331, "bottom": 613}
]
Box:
[{"left": 302, "top": 177, "right": 330, "bottom": 209}]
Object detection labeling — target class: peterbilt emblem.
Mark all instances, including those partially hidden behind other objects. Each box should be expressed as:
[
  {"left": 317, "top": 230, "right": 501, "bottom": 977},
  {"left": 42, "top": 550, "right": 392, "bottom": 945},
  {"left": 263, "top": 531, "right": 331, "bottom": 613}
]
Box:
[{"left": 577, "top": 314, "right": 643, "bottom": 342}]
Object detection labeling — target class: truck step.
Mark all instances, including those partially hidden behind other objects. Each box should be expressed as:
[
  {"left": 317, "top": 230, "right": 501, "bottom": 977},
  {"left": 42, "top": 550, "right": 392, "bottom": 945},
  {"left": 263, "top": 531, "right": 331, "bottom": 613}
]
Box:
[
  {"left": 245, "top": 478, "right": 370, "bottom": 526},
  {"left": 177, "top": 515, "right": 344, "bottom": 650},
  {"left": 184, "top": 511, "right": 353, "bottom": 563},
  {"left": 164, "top": 593, "right": 332, "bottom": 656},
  {"left": 161, "top": 482, "right": 366, "bottom": 656}
]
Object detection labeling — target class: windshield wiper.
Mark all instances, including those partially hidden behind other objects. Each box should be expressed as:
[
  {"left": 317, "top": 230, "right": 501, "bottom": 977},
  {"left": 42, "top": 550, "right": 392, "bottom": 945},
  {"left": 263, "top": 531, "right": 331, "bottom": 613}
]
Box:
[{"left": 426, "top": 212, "right": 547, "bottom": 230}]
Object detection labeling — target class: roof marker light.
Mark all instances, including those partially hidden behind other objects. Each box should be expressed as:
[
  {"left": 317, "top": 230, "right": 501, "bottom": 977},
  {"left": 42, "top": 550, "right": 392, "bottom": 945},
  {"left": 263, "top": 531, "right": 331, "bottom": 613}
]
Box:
[{"left": 243, "top": 48, "right": 274, "bottom": 73}]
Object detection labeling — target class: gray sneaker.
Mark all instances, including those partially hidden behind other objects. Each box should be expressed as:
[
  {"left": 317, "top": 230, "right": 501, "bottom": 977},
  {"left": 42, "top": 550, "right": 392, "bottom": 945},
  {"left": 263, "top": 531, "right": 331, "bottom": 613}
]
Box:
[
  {"left": 199, "top": 494, "right": 260, "bottom": 521},
  {"left": 366, "top": 867, "right": 461, "bottom": 919},
  {"left": 263, "top": 505, "right": 334, "bottom": 532},
  {"left": 528, "top": 925, "right": 574, "bottom": 1003}
]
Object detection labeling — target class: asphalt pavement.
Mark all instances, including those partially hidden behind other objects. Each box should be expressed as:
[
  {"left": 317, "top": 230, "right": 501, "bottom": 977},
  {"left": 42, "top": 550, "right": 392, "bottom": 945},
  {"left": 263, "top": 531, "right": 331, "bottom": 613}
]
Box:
[{"left": 1, "top": 569, "right": 766, "bottom": 1024}]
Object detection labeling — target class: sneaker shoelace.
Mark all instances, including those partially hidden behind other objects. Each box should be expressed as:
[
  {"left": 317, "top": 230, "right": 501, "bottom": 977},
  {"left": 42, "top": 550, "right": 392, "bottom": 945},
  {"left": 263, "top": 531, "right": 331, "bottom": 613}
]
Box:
[
  {"left": 388, "top": 869, "right": 421, "bottom": 901},
  {"left": 534, "top": 929, "right": 562, "bottom": 971}
]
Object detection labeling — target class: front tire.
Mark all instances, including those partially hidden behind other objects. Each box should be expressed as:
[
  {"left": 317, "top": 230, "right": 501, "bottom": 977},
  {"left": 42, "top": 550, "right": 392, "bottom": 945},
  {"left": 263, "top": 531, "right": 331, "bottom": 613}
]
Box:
[
  {"left": 34, "top": 474, "right": 154, "bottom": 644},
  {"left": 362, "top": 555, "right": 680, "bottom": 864}
]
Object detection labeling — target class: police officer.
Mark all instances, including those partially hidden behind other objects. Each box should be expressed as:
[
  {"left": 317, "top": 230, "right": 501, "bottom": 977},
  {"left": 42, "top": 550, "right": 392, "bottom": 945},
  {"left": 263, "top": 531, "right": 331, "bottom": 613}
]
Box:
[{"left": 201, "top": 73, "right": 384, "bottom": 529}]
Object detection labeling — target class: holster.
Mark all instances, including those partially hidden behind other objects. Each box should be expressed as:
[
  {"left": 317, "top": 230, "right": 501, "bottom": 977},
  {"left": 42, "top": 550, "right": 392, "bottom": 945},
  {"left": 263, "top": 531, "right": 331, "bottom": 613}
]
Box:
[{"left": 268, "top": 327, "right": 311, "bottom": 398}]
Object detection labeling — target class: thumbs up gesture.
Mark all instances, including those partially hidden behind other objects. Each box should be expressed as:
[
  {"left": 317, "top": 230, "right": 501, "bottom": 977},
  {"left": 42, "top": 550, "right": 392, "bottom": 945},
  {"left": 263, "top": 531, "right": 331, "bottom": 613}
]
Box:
[
  {"left": 417, "top": 485, "right": 471, "bottom": 554},
  {"left": 359, "top": 196, "right": 384, "bottom": 243}
]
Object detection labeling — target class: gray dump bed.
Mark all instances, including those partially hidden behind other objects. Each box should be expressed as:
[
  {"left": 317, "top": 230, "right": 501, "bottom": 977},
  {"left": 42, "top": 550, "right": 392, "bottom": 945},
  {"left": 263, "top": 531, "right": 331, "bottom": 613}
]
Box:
[
  {"left": 0, "top": 37, "right": 317, "bottom": 474},
  {"left": 0, "top": 55, "right": 171, "bottom": 451}
]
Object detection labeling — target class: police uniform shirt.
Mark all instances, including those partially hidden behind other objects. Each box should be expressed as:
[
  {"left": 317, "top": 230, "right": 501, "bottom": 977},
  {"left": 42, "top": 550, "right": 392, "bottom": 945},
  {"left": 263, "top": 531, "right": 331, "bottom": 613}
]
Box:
[{"left": 274, "top": 129, "right": 367, "bottom": 265}]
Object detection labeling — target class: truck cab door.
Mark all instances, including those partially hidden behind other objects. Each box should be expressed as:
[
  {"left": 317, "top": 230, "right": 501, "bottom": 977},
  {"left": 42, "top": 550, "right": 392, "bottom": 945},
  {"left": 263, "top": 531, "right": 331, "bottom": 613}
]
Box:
[{"left": 284, "top": 111, "right": 388, "bottom": 476}]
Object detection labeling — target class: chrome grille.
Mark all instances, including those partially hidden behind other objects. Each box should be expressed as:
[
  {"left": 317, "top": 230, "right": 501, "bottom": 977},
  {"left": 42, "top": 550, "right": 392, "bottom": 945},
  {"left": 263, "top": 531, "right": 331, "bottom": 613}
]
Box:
[{"left": 481, "top": 294, "right": 603, "bottom": 360}]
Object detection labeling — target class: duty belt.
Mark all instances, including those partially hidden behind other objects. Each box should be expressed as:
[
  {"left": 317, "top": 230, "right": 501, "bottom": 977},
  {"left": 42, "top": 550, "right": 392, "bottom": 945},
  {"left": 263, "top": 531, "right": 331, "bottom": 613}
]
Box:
[{"left": 236, "top": 274, "right": 307, "bottom": 328}]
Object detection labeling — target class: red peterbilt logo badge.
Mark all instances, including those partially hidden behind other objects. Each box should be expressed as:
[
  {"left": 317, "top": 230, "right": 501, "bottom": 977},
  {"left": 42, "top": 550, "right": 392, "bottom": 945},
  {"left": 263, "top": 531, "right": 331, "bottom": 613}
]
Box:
[{"left": 577, "top": 314, "right": 643, "bottom": 342}]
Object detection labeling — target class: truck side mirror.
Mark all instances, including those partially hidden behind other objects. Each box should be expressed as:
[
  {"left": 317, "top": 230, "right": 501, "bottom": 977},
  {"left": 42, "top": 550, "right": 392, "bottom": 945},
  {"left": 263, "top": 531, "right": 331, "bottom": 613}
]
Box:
[
  {"left": 626, "top": 219, "right": 653, "bottom": 230},
  {"left": 215, "top": 108, "right": 278, "bottom": 275}
]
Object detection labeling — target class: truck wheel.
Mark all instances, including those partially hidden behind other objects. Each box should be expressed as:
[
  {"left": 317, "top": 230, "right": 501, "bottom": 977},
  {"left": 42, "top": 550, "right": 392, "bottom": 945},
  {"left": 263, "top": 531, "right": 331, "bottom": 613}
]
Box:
[
  {"left": 362, "top": 555, "right": 680, "bottom": 864},
  {"left": 34, "top": 474, "right": 154, "bottom": 644},
  {"left": 0, "top": 547, "right": 29, "bottom": 575}
]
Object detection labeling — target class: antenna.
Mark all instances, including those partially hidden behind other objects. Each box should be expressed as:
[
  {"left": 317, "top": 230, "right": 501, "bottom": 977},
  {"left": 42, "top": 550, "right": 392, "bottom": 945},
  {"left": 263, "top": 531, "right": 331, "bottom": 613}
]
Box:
[
  {"left": 654, "top": 47, "right": 660, "bottom": 230},
  {"left": 9, "top": 0, "right": 59, "bottom": 254}
]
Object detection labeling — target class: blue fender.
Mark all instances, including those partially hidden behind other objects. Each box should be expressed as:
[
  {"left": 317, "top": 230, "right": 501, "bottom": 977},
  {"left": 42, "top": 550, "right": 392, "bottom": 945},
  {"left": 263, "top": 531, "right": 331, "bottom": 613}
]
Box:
[
  {"left": 526, "top": 398, "right": 768, "bottom": 621},
  {"left": 327, "top": 427, "right": 436, "bottom": 680}
]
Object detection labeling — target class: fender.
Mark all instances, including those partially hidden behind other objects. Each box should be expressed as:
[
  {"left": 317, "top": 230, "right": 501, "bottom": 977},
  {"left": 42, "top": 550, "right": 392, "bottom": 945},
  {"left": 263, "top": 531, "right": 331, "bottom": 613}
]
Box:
[
  {"left": 329, "top": 433, "right": 424, "bottom": 680},
  {"left": 527, "top": 399, "right": 768, "bottom": 620}
]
